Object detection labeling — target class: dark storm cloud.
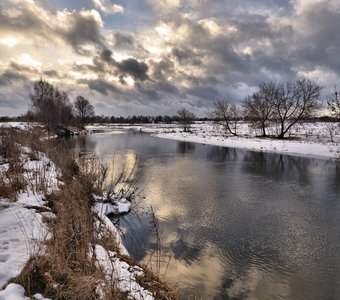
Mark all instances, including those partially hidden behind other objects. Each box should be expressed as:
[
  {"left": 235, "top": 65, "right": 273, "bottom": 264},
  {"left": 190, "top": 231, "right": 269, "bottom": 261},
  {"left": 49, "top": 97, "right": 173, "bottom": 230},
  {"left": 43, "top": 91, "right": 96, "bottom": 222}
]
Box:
[
  {"left": 171, "top": 48, "right": 203, "bottom": 66},
  {"left": 82, "top": 78, "right": 120, "bottom": 95},
  {"left": 0, "top": 2, "right": 106, "bottom": 55},
  {"left": 57, "top": 11, "right": 105, "bottom": 54},
  {"left": 43, "top": 69, "right": 60, "bottom": 78},
  {"left": 0, "top": 70, "right": 29, "bottom": 87},
  {"left": 0, "top": 5, "right": 48, "bottom": 36},
  {"left": 0, "top": 92, "right": 27, "bottom": 109},
  {"left": 114, "top": 58, "right": 149, "bottom": 81},
  {"left": 100, "top": 48, "right": 114, "bottom": 62},
  {"left": 111, "top": 32, "right": 135, "bottom": 49}
]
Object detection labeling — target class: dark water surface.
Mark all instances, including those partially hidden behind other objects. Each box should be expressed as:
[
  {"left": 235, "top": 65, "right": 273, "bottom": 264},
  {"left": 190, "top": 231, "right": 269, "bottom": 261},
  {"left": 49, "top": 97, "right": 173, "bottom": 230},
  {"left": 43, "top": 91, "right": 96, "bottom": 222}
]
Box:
[{"left": 71, "top": 129, "right": 340, "bottom": 300}]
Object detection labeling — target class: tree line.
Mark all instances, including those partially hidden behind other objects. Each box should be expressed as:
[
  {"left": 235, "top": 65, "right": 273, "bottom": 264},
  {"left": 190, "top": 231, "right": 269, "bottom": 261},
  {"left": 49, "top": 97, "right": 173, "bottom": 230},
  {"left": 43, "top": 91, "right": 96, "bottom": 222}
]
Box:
[{"left": 6, "top": 77, "right": 339, "bottom": 138}]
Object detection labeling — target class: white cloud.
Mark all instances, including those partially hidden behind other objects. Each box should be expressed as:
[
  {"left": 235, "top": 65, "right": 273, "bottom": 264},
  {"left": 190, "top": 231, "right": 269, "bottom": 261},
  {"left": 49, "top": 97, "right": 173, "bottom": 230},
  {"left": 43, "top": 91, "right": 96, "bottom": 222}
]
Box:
[
  {"left": 148, "top": 0, "right": 181, "bottom": 12},
  {"left": 93, "top": 0, "right": 124, "bottom": 14},
  {"left": 16, "top": 53, "right": 42, "bottom": 70},
  {"left": 0, "top": 36, "right": 19, "bottom": 47}
]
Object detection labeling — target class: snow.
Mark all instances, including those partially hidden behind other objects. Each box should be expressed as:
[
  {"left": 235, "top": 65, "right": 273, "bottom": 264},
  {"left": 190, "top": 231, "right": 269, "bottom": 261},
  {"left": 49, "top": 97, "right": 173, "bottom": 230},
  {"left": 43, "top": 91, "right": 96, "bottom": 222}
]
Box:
[
  {"left": 110, "top": 122, "right": 340, "bottom": 160},
  {"left": 0, "top": 144, "right": 59, "bottom": 292},
  {"left": 94, "top": 208, "right": 129, "bottom": 256},
  {"left": 94, "top": 198, "right": 131, "bottom": 216},
  {"left": 0, "top": 283, "right": 28, "bottom": 300},
  {"left": 0, "top": 284, "right": 51, "bottom": 300},
  {"left": 93, "top": 244, "right": 154, "bottom": 300},
  {"left": 0, "top": 200, "right": 48, "bottom": 290},
  {"left": 0, "top": 122, "right": 32, "bottom": 131}
]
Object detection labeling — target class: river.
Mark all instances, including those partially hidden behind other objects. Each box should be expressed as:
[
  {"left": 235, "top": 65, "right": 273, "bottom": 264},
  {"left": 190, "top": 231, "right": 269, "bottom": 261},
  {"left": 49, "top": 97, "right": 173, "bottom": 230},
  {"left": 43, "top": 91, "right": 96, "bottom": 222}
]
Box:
[{"left": 70, "top": 129, "right": 340, "bottom": 300}]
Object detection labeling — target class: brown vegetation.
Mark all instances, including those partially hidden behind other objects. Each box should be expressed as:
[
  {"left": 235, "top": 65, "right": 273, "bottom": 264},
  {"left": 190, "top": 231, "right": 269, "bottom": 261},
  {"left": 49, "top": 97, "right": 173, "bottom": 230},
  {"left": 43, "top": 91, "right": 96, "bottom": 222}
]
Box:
[{"left": 0, "top": 126, "right": 177, "bottom": 299}]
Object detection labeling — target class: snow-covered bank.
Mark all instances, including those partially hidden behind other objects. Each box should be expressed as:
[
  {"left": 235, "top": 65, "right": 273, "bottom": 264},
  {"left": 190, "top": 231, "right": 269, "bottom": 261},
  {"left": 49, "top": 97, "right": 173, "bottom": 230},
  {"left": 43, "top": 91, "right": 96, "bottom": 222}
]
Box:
[
  {"left": 0, "top": 200, "right": 48, "bottom": 290},
  {"left": 104, "top": 122, "right": 340, "bottom": 160},
  {"left": 0, "top": 124, "right": 168, "bottom": 300}
]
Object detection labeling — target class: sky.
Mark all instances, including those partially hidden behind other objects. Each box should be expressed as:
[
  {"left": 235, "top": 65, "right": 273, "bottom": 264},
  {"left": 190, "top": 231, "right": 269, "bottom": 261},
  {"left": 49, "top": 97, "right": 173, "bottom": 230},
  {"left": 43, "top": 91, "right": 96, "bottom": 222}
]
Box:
[{"left": 0, "top": 0, "right": 340, "bottom": 117}]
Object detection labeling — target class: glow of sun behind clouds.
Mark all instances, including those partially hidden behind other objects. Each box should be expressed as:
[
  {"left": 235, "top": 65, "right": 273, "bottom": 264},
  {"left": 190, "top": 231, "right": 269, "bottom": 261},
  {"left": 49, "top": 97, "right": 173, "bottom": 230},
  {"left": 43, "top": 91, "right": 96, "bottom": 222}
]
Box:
[{"left": 0, "top": 36, "right": 19, "bottom": 48}]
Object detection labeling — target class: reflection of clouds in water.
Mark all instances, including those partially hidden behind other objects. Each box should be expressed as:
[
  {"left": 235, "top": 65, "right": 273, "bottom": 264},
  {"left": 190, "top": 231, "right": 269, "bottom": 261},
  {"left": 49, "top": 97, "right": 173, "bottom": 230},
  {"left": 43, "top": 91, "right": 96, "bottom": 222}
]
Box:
[
  {"left": 103, "top": 151, "right": 138, "bottom": 193},
  {"left": 72, "top": 132, "right": 340, "bottom": 300}
]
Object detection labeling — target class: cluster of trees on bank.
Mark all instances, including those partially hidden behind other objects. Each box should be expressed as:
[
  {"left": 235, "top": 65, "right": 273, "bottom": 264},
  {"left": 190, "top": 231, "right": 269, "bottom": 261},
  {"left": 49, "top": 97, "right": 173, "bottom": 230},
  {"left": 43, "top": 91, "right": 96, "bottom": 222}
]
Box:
[
  {"left": 27, "top": 79, "right": 95, "bottom": 133},
  {"left": 211, "top": 78, "right": 324, "bottom": 139},
  {"left": 178, "top": 78, "right": 340, "bottom": 139},
  {"left": 178, "top": 79, "right": 340, "bottom": 139}
]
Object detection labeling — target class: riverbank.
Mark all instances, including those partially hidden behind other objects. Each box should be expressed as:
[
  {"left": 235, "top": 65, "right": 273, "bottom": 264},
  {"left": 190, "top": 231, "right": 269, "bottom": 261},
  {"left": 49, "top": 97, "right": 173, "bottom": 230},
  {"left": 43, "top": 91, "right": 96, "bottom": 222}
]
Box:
[
  {"left": 0, "top": 124, "right": 176, "bottom": 299},
  {"left": 88, "top": 122, "right": 340, "bottom": 160}
]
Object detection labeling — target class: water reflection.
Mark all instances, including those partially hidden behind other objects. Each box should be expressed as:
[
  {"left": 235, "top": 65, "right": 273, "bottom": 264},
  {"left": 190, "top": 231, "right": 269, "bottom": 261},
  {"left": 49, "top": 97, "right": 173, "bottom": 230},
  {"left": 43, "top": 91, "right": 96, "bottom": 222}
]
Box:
[
  {"left": 177, "top": 141, "right": 196, "bottom": 154},
  {"left": 70, "top": 131, "right": 340, "bottom": 300}
]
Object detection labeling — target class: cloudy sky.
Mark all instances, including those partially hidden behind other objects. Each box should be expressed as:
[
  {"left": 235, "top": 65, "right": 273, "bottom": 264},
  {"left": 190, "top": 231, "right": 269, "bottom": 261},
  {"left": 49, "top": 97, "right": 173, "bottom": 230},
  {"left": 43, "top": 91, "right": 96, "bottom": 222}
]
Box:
[{"left": 0, "top": 0, "right": 339, "bottom": 117}]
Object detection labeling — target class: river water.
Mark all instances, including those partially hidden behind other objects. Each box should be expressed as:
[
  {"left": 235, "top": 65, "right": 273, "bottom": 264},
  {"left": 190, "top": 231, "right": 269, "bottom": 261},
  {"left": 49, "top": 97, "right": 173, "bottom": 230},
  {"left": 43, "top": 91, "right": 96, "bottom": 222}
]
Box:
[{"left": 71, "top": 129, "right": 340, "bottom": 300}]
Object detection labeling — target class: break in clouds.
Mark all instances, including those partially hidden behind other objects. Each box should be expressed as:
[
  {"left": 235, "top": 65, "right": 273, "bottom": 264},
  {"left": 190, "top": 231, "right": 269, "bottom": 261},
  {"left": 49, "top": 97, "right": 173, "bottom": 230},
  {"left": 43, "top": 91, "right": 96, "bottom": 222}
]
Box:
[{"left": 0, "top": 0, "right": 340, "bottom": 116}]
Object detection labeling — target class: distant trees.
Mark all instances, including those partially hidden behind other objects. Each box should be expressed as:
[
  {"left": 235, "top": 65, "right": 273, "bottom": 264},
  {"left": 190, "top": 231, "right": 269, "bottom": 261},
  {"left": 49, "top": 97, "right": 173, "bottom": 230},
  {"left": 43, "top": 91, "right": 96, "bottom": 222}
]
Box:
[
  {"left": 177, "top": 108, "right": 195, "bottom": 132},
  {"left": 30, "top": 79, "right": 73, "bottom": 133},
  {"left": 74, "top": 96, "right": 95, "bottom": 129},
  {"left": 211, "top": 100, "right": 241, "bottom": 136}
]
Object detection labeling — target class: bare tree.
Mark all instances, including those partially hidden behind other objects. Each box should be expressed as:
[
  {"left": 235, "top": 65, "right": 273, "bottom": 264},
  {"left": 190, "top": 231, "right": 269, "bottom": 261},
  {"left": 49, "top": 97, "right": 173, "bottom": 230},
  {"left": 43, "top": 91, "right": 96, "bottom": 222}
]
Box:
[
  {"left": 211, "top": 100, "right": 241, "bottom": 136},
  {"left": 273, "top": 79, "right": 322, "bottom": 139},
  {"left": 30, "top": 79, "right": 73, "bottom": 133},
  {"left": 327, "top": 87, "right": 340, "bottom": 118},
  {"left": 177, "top": 108, "right": 195, "bottom": 132},
  {"left": 242, "top": 82, "right": 277, "bottom": 137},
  {"left": 74, "top": 96, "right": 95, "bottom": 129}
]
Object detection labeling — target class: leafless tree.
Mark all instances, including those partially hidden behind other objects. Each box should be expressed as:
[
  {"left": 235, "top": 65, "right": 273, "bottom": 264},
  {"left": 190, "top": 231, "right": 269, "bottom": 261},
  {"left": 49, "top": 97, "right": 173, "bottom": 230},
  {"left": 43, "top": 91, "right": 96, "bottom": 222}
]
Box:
[
  {"left": 30, "top": 79, "right": 73, "bottom": 133},
  {"left": 177, "top": 108, "right": 195, "bottom": 132},
  {"left": 74, "top": 96, "right": 95, "bottom": 129},
  {"left": 273, "top": 79, "right": 322, "bottom": 139},
  {"left": 327, "top": 87, "right": 340, "bottom": 118},
  {"left": 211, "top": 100, "right": 241, "bottom": 136},
  {"left": 242, "top": 82, "right": 277, "bottom": 137}
]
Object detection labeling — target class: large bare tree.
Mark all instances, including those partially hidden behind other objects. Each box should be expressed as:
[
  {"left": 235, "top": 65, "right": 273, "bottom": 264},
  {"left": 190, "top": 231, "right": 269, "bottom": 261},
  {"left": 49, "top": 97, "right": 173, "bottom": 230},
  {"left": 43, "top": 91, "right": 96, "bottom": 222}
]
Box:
[
  {"left": 177, "top": 108, "right": 195, "bottom": 132},
  {"left": 211, "top": 100, "right": 241, "bottom": 136},
  {"left": 74, "top": 96, "right": 95, "bottom": 128},
  {"left": 273, "top": 79, "right": 322, "bottom": 138},
  {"left": 243, "top": 82, "right": 277, "bottom": 137}
]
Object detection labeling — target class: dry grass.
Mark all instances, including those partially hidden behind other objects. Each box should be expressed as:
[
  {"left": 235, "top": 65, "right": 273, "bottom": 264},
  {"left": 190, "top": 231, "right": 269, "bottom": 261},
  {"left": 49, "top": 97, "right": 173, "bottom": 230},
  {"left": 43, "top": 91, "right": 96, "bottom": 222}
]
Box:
[{"left": 1, "top": 126, "right": 178, "bottom": 300}]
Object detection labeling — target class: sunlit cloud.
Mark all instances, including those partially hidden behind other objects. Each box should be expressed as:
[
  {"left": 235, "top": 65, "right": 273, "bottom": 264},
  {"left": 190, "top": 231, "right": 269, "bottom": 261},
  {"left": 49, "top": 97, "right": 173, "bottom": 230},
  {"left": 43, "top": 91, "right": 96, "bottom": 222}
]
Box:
[
  {"left": 0, "top": 36, "right": 19, "bottom": 47},
  {"left": 16, "top": 54, "right": 42, "bottom": 70},
  {"left": 93, "top": 0, "right": 124, "bottom": 14}
]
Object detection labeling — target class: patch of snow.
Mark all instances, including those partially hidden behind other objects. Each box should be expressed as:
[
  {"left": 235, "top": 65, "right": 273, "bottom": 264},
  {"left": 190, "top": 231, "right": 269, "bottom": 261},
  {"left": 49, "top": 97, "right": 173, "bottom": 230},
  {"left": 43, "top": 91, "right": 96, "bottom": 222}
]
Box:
[
  {"left": 0, "top": 284, "right": 51, "bottom": 300},
  {"left": 94, "top": 209, "right": 129, "bottom": 256},
  {"left": 93, "top": 244, "right": 154, "bottom": 300},
  {"left": 0, "top": 200, "right": 48, "bottom": 289},
  {"left": 94, "top": 199, "right": 131, "bottom": 216},
  {"left": 0, "top": 122, "right": 32, "bottom": 132},
  {"left": 0, "top": 283, "right": 29, "bottom": 300},
  {"left": 17, "top": 194, "right": 46, "bottom": 207}
]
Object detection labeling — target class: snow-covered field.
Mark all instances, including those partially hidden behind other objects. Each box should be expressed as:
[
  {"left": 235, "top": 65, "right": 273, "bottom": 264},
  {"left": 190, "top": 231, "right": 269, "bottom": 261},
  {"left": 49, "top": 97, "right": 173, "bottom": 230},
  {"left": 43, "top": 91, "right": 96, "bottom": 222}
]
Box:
[{"left": 101, "top": 121, "right": 340, "bottom": 160}]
